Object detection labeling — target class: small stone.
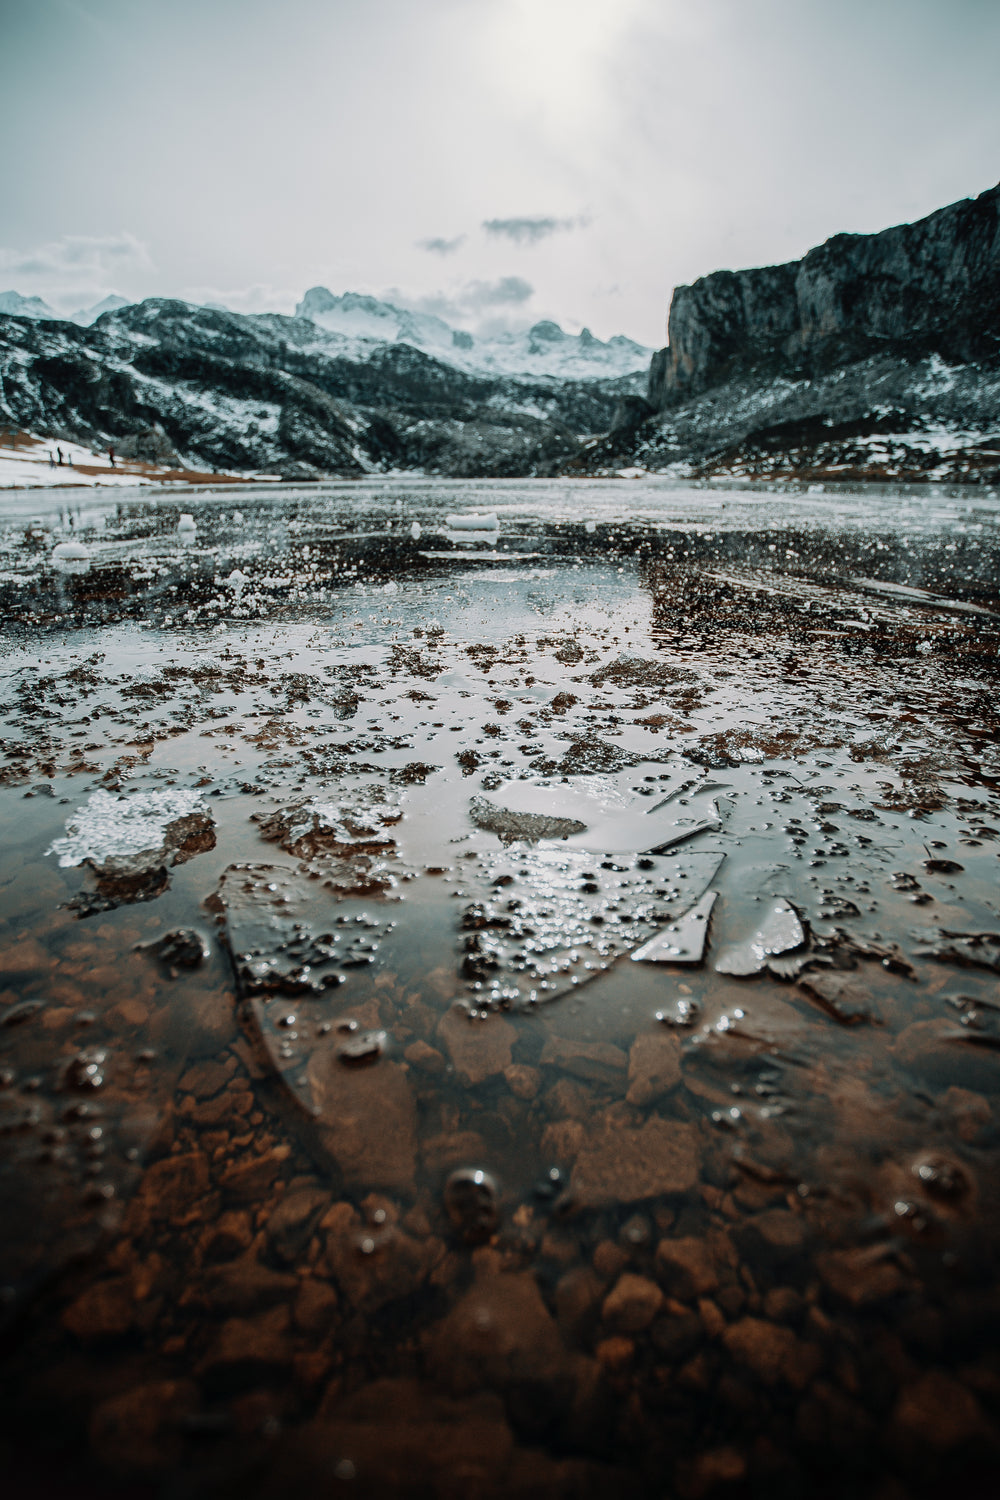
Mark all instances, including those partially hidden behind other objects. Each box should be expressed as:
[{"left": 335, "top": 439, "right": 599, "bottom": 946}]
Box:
[
  {"left": 89, "top": 1380, "right": 198, "bottom": 1475},
  {"left": 891, "top": 1370, "right": 983, "bottom": 1451},
  {"left": 940, "top": 1085, "right": 991, "bottom": 1142},
  {"left": 655, "top": 1235, "right": 725, "bottom": 1298},
  {"left": 571, "top": 1110, "right": 699, "bottom": 1208},
  {"left": 404, "top": 1039, "right": 446, "bottom": 1073},
  {"left": 62, "top": 1278, "right": 134, "bottom": 1341},
  {"left": 555, "top": 1267, "right": 605, "bottom": 1342},
  {"left": 539, "top": 1033, "right": 628, "bottom": 1084},
  {"left": 503, "top": 1063, "right": 541, "bottom": 1100},
  {"left": 426, "top": 1268, "right": 572, "bottom": 1396},
  {"left": 593, "top": 1240, "right": 631, "bottom": 1281},
  {"left": 266, "top": 1187, "right": 330, "bottom": 1263},
  {"left": 626, "top": 1030, "right": 682, "bottom": 1107},
  {"left": 595, "top": 1336, "right": 635, "bottom": 1371},
  {"left": 443, "top": 1167, "right": 501, "bottom": 1245},
  {"left": 676, "top": 1446, "right": 747, "bottom": 1500},
  {"left": 602, "top": 1273, "right": 664, "bottom": 1334},
  {"left": 200, "top": 1258, "right": 298, "bottom": 1315},
  {"left": 219, "top": 1152, "right": 282, "bottom": 1202},
  {"left": 722, "top": 1316, "right": 821, "bottom": 1388},
  {"left": 200, "top": 1305, "right": 293, "bottom": 1380},
  {"left": 130, "top": 1151, "right": 211, "bottom": 1227},
  {"left": 763, "top": 1287, "right": 804, "bottom": 1324},
  {"left": 745, "top": 1208, "right": 806, "bottom": 1251},
  {"left": 698, "top": 1297, "right": 726, "bottom": 1339},
  {"left": 200, "top": 1209, "right": 254, "bottom": 1263},
  {"left": 816, "top": 1246, "right": 906, "bottom": 1307},
  {"left": 438, "top": 1009, "right": 516, "bottom": 1085},
  {"left": 178, "top": 1056, "right": 236, "bottom": 1099},
  {"left": 312, "top": 1058, "right": 418, "bottom": 1194},
  {"left": 293, "top": 1277, "right": 339, "bottom": 1336}
]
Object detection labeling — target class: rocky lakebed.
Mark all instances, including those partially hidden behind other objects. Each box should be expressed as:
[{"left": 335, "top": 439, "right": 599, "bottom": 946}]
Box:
[{"left": 1, "top": 475, "right": 999, "bottom": 1498}]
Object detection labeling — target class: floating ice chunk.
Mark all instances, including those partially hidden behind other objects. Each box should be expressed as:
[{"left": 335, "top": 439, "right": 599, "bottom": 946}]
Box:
[
  {"left": 177, "top": 513, "right": 196, "bottom": 543},
  {"left": 52, "top": 540, "right": 89, "bottom": 562},
  {"left": 410, "top": 521, "right": 421, "bottom": 540},
  {"left": 632, "top": 890, "right": 718, "bottom": 965},
  {"left": 226, "top": 568, "right": 249, "bottom": 596},
  {"left": 233, "top": 510, "right": 244, "bottom": 525},
  {"left": 47, "top": 789, "right": 208, "bottom": 868},
  {"left": 445, "top": 512, "right": 499, "bottom": 531},
  {"left": 714, "top": 898, "right": 805, "bottom": 976},
  {"left": 585, "top": 520, "right": 597, "bottom": 534},
  {"left": 383, "top": 580, "right": 399, "bottom": 594}
]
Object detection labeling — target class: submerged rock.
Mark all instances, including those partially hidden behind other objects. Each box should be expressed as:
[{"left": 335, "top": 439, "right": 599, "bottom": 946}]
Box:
[
  {"left": 570, "top": 1110, "right": 699, "bottom": 1207},
  {"left": 443, "top": 1166, "right": 501, "bottom": 1244}
]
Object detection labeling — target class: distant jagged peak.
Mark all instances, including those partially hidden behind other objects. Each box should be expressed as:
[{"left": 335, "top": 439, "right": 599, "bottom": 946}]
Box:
[
  {"left": 72, "top": 294, "right": 131, "bottom": 325},
  {"left": 0, "top": 290, "right": 59, "bottom": 320},
  {"left": 294, "top": 288, "right": 652, "bottom": 379}
]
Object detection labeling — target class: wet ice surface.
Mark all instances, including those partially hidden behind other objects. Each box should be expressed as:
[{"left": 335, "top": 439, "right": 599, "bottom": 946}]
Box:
[{"left": 1, "top": 477, "right": 1000, "bottom": 1497}]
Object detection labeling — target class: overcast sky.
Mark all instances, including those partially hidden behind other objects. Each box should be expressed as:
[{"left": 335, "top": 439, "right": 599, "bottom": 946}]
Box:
[{"left": 2, "top": 0, "right": 998, "bottom": 344}]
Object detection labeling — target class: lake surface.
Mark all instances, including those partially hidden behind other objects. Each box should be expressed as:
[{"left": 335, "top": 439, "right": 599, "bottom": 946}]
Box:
[{"left": 2, "top": 477, "right": 999, "bottom": 1497}]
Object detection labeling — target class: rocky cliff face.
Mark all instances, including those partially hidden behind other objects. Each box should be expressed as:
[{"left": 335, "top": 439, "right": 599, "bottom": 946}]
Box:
[{"left": 648, "top": 184, "right": 1000, "bottom": 408}]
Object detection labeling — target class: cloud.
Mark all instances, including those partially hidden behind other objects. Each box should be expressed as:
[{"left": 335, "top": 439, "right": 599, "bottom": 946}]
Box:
[
  {"left": 179, "top": 282, "right": 299, "bottom": 316},
  {"left": 0, "top": 231, "right": 152, "bottom": 282},
  {"left": 462, "top": 275, "right": 534, "bottom": 308},
  {"left": 399, "top": 275, "right": 535, "bottom": 329},
  {"left": 0, "top": 232, "right": 154, "bottom": 313},
  {"left": 416, "top": 235, "right": 466, "bottom": 255},
  {"left": 482, "top": 214, "right": 590, "bottom": 245}
]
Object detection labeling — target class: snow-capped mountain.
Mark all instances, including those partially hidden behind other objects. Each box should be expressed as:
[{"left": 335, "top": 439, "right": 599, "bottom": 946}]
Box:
[
  {"left": 0, "top": 291, "right": 58, "bottom": 320},
  {"left": 71, "top": 294, "right": 132, "bottom": 325},
  {"left": 0, "top": 290, "right": 132, "bottom": 325},
  {"left": 294, "top": 287, "right": 652, "bottom": 381}
]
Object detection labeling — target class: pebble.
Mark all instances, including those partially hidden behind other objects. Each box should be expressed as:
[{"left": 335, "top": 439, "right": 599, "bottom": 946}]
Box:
[
  {"left": 443, "top": 1167, "right": 501, "bottom": 1244},
  {"left": 626, "top": 1030, "right": 681, "bottom": 1106},
  {"left": 602, "top": 1273, "right": 664, "bottom": 1334}
]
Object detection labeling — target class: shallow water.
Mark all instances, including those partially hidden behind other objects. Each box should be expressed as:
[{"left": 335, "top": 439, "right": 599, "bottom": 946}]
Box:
[{"left": 1, "top": 477, "right": 999, "bottom": 1497}]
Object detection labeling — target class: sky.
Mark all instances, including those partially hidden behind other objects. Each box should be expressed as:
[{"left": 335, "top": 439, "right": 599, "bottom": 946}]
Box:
[{"left": 1, "top": 0, "right": 998, "bottom": 345}]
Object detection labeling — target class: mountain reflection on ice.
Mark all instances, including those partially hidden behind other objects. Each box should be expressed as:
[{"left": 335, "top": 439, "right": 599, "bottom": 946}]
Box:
[{"left": 1, "top": 477, "right": 999, "bottom": 1498}]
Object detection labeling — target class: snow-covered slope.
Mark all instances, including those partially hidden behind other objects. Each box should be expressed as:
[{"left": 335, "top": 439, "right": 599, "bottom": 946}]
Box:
[{"left": 294, "top": 287, "right": 652, "bottom": 381}]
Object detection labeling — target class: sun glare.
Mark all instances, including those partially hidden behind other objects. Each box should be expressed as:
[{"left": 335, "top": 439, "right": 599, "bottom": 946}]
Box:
[{"left": 487, "top": 0, "right": 644, "bottom": 130}]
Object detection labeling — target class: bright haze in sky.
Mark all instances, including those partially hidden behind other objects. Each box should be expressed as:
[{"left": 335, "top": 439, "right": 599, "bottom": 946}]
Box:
[{"left": 2, "top": 0, "right": 998, "bottom": 345}]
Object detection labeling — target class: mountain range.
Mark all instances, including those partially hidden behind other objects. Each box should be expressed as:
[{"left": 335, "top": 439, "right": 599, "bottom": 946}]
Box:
[
  {"left": 0, "top": 295, "right": 647, "bottom": 477},
  {"left": 2, "top": 183, "right": 997, "bottom": 484}
]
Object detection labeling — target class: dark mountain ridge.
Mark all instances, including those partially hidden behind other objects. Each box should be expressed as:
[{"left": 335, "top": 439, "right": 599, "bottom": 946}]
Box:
[{"left": 0, "top": 298, "right": 643, "bottom": 478}]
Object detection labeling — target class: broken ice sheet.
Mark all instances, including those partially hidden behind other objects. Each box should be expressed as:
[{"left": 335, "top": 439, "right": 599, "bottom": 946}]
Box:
[
  {"left": 47, "top": 788, "right": 216, "bottom": 912},
  {"left": 209, "top": 863, "right": 392, "bottom": 1000},
  {"left": 631, "top": 889, "right": 718, "bottom": 965},
  {"left": 207, "top": 863, "right": 415, "bottom": 1192},
  {"left": 255, "top": 788, "right": 409, "bottom": 895},
  {"left": 714, "top": 898, "right": 806, "bottom": 977},
  {"left": 467, "top": 780, "right": 723, "bottom": 855},
  {"left": 458, "top": 848, "right": 724, "bottom": 1007},
  {"left": 47, "top": 788, "right": 209, "bottom": 868}
]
